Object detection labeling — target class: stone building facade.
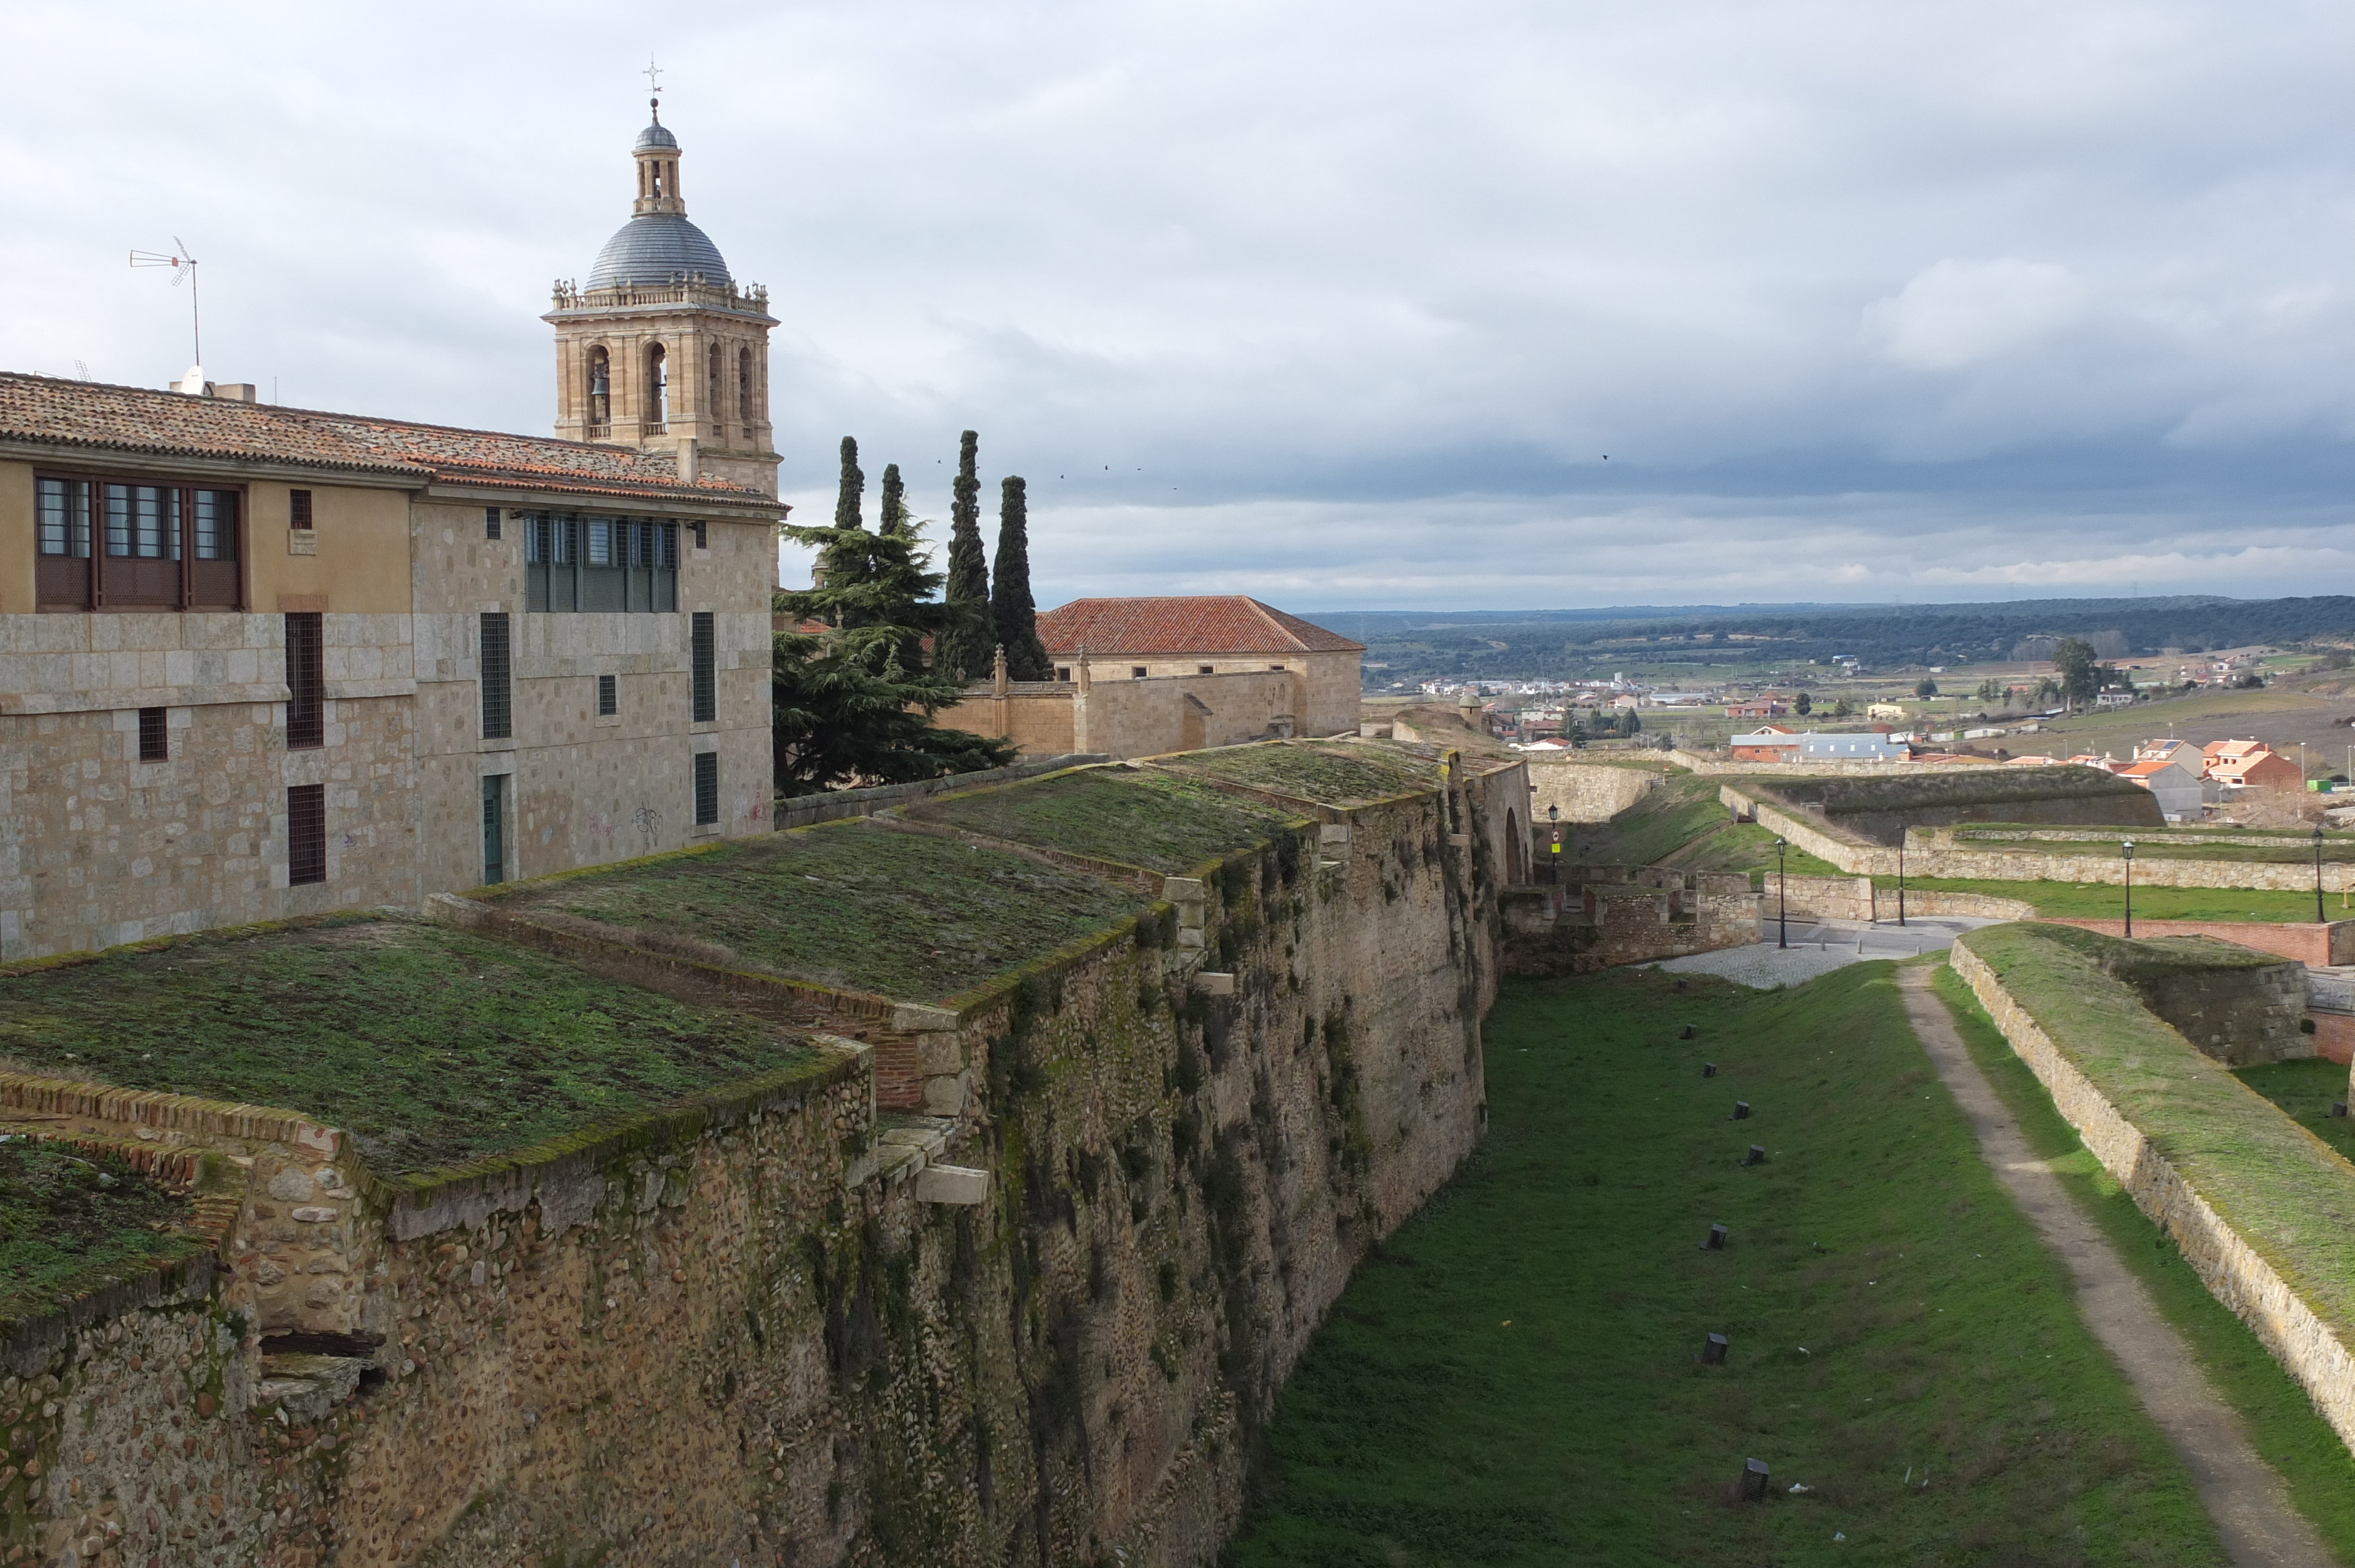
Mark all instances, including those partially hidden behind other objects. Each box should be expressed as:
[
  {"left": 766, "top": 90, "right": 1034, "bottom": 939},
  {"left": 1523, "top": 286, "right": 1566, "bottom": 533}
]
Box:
[{"left": 0, "top": 377, "right": 782, "bottom": 960}]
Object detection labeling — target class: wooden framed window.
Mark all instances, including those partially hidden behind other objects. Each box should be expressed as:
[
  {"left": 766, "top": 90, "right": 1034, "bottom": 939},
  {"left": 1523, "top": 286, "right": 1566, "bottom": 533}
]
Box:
[
  {"left": 480, "top": 613, "right": 512, "bottom": 740},
  {"left": 287, "top": 783, "right": 326, "bottom": 886},
  {"left": 285, "top": 613, "right": 324, "bottom": 749},
  {"left": 693, "top": 750, "right": 719, "bottom": 826},
  {"left": 137, "top": 707, "right": 168, "bottom": 763},
  {"left": 34, "top": 471, "right": 243, "bottom": 611},
  {"left": 288, "top": 489, "right": 313, "bottom": 529},
  {"left": 690, "top": 612, "right": 717, "bottom": 723}
]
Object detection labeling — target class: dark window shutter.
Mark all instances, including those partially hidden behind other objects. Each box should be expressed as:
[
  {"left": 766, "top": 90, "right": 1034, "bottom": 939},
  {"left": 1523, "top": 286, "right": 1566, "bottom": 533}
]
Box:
[
  {"left": 690, "top": 612, "right": 717, "bottom": 723},
  {"left": 287, "top": 783, "right": 326, "bottom": 885},
  {"left": 288, "top": 489, "right": 313, "bottom": 530},
  {"left": 693, "top": 750, "right": 719, "bottom": 825},
  {"left": 137, "top": 706, "right": 168, "bottom": 763},
  {"left": 285, "top": 613, "right": 324, "bottom": 749},
  {"left": 480, "top": 612, "right": 512, "bottom": 740}
]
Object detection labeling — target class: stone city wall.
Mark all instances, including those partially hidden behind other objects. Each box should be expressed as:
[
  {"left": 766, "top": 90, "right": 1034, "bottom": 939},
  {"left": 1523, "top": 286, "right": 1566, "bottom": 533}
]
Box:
[
  {"left": 1523, "top": 763, "right": 1659, "bottom": 823},
  {"left": 0, "top": 759, "right": 1512, "bottom": 1567},
  {"left": 1951, "top": 937, "right": 2355, "bottom": 1460}
]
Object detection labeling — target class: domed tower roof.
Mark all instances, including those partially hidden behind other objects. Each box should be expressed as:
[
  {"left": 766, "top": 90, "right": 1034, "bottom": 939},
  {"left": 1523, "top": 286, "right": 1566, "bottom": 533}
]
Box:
[
  {"left": 633, "top": 119, "right": 679, "bottom": 152},
  {"left": 586, "top": 214, "right": 731, "bottom": 289}
]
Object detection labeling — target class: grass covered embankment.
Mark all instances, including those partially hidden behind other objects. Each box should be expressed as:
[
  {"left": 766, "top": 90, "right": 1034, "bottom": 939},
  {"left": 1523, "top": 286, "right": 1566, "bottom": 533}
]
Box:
[
  {"left": 1573, "top": 772, "right": 1844, "bottom": 877},
  {"left": 908, "top": 767, "right": 1299, "bottom": 873},
  {"left": 1232, "top": 963, "right": 2223, "bottom": 1565},
  {"left": 486, "top": 819, "right": 1145, "bottom": 1002},
  {"left": 1160, "top": 742, "right": 1438, "bottom": 806},
  {"left": 1891, "top": 878, "right": 2349, "bottom": 923},
  {"left": 0, "top": 1141, "right": 204, "bottom": 1328},
  {"left": 0, "top": 916, "right": 818, "bottom": 1176},
  {"left": 1933, "top": 967, "right": 2355, "bottom": 1559}
]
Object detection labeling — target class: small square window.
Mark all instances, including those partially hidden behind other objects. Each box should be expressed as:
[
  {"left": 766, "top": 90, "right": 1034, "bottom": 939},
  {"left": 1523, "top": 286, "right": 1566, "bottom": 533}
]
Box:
[
  {"left": 598, "top": 673, "right": 618, "bottom": 716},
  {"left": 1131, "top": 666, "right": 1147, "bottom": 679},
  {"left": 1056, "top": 666, "right": 1072, "bottom": 682},
  {"left": 288, "top": 490, "right": 313, "bottom": 530},
  {"left": 485, "top": 506, "right": 502, "bottom": 541},
  {"left": 1198, "top": 665, "right": 1215, "bottom": 675},
  {"left": 691, "top": 521, "right": 708, "bottom": 550},
  {"left": 137, "top": 706, "right": 168, "bottom": 762}
]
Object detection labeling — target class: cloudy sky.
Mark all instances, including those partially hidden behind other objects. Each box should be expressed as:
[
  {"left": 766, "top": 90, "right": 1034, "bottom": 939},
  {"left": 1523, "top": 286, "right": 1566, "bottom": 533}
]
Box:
[{"left": 4, "top": 1, "right": 2350, "bottom": 610}]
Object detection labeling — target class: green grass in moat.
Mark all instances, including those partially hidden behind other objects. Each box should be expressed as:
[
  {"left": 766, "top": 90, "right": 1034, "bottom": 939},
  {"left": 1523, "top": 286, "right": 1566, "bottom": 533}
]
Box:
[
  {"left": 494, "top": 819, "right": 1145, "bottom": 1001},
  {"left": 1228, "top": 964, "right": 2224, "bottom": 1566},
  {"left": 1886, "top": 878, "right": 2347, "bottom": 922},
  {"left": 1933, "top": 967, "right": 2355, "bottom": 1561},
  {"left": 2236, "top": 1057, "right": 2355, "bottom": 1178},
  {"left": 0, "top": 916, "right": 818, "bottom": 1178}
]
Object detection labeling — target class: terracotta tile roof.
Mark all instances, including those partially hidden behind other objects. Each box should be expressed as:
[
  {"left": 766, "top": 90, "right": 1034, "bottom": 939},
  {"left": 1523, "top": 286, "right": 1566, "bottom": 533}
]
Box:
[
  {"left": 1037, "top": 596, "right": 1365, "bottom": 657},
  {"left": 0, "top": 371, "right": 771, "bottom": 507}
]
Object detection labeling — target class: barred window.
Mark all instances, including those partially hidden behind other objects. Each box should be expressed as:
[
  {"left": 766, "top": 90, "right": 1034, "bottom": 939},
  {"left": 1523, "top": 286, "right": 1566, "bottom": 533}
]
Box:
[
  {"left": 288, "top": 489, "right": 313, "bottom": 530},
  {"left": 37, "top": 479, "right": 91, "bottom": 557},
  {"left": 287, "top": 783, "right": 326, "bottom": 886},
  {"left": 484, "top": 506, "right": 502, "bottom": 541},
  {"left": 691, "top": 612, "right": 717, "bottom": 723},
  {"left": 598, "top": 673, "right": 618, "bottom": 716},
  {"left": 285, "top": 613, "right": 324, "bottom": 750},
  {"left": 522, "top": 512, "right": 677, "bottom": 613},
  {"left": 693, "top": 750, "right": 719, "bottom": 825},
  {"left": 137, "top": 707, "right": 168, "bottom": 763},
  {"left": 34, "top": 473, "right": 241, "bottom": 609},
  {"left": 480, "top": 613, "right": 512, "bottom": 740}
]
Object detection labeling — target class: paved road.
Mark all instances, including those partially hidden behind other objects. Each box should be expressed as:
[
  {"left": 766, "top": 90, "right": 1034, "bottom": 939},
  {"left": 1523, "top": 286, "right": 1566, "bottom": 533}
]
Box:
[
  {"left": 1899, "top": 966, "right": 2337, "bottom": 1568},
  {"left": 1656, "top": 916, "right": 1996, "bottom": 989}
]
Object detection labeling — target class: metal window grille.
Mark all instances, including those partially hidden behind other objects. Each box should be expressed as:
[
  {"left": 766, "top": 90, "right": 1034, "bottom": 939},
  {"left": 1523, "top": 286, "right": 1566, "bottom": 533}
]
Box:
[
  {"left": 288, "top": 489, "right": 313, "bottom": 530},
  {"left": 287, "top": 783, "right": 326, "bottom": 886},
  {"left": 693, "top": 750, "right": 719, "bottom": 825},
  {"left": 485, "top": 506, "right": 502, "bottom": 541},
  {"left": 137, "top": 706, "right": 168, "bottom": 763},
  {"left": 480, "top": 612, "right": 512, "bottom": 740},
  {"left": 598, "top": 673, "right": 618, "bottom": 716},
  {"left": 690, "top": 612, "right": 717, "bottom": 723},
  {"left": 285, "top": 613, "right": 325, "bottom": 749}
]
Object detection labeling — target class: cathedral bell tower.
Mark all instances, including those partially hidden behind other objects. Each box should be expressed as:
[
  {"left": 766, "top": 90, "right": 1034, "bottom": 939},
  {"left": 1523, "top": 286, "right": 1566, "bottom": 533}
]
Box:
[{"left": 545, "top": 98, "right": 780, "bottom": 497}]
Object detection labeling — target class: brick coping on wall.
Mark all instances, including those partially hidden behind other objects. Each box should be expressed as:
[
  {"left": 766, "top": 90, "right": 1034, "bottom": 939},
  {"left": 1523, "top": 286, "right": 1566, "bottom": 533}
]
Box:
[{"left": 1950, "top": 935, "right": 2355, "bottom": 1459}]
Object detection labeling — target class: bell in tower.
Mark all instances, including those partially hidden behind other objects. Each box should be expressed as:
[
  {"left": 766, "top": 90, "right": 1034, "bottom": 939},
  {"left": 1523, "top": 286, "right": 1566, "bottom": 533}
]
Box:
[{"left": 545, "top": 96, "right": 780, "bottom": 499}]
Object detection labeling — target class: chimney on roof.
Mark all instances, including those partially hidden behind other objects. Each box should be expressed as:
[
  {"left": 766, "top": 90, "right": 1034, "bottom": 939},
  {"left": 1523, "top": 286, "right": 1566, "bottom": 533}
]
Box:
[
  {"left": 676, "top": 435, "right": 699, "bottom": 484},
  {"left": 210, "top": 383, "right": 257, "bottom": 403}
]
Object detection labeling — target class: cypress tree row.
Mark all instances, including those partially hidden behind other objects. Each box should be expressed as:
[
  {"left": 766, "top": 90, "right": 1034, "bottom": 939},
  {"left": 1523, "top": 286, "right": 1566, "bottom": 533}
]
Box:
[
  {"left": 935, "top": 430, "right": 994, "bottom": 681},
  {"left": 990, "top": 475, "right": 1052, "bottom": 681}
]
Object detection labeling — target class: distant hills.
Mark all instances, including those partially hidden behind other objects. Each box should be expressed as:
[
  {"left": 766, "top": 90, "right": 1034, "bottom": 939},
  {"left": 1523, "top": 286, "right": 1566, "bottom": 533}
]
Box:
[{"left": 1324, "top": 595, "right": 2355, "bottom": 683}]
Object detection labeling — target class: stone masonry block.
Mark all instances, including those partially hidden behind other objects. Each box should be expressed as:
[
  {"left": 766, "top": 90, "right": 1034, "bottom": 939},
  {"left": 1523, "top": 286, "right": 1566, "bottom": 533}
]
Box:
[{"left": 916, "top": 1164, "right": 990, "bottom": 1205}]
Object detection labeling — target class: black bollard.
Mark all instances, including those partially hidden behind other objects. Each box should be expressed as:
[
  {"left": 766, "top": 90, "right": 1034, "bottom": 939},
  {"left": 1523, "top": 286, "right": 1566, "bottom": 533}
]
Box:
[
  {"left": 1702, "top": 1063, "right": 1717, "bottom": 1078},
  {"left": 1733, "top": 1101, "right": 1751, "bottom": 1120},
  {"left": 1700, "top": 1332, "right": 1729, "bottom": 1365},
  {"left": 1701, "top": 1222, "right": 1728, "bottom": 1251},
  {"left": 1680, "top": 1023, "right": 1697, "bottom": 1040},
  {"left": 1739, "top": 1458, "right": 1770, "bottom": 1501},
  {"left": 2334, "top": 1101, "right": 2349, "bottom": 1119},
  {"left": 1745, "top": 1144, "right": 1767, "bottom": 1166},
  {"left": 1675, "top": 978, "right": 1689, "bottom": 992}
]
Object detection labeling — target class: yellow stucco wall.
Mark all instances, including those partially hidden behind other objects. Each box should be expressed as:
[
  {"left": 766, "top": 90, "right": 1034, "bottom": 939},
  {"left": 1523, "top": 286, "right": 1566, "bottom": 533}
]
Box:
[
  {"left": 247, "top": 481, "right": 415, "bottom": 614},
  {"left": 0, "top": 461, "right": 33, "bottom": 616}
]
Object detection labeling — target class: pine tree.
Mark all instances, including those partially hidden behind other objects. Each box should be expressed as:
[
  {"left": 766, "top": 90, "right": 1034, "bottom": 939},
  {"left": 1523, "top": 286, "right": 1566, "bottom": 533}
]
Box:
[
  {"left": 772, "top": 453, "right": 1013, "bottom": 792},
  {"left": 990, "top": 476, "right": 1051, "bottom": 680},
  {"left": 936, "top": 430, "right": 993, "bottom": 680}
]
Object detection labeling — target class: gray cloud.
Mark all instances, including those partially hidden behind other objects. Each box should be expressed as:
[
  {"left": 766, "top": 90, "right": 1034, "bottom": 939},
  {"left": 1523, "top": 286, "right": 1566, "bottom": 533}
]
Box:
[{"left": 4, "top": 0, "right": 2349, "bottom": 609}]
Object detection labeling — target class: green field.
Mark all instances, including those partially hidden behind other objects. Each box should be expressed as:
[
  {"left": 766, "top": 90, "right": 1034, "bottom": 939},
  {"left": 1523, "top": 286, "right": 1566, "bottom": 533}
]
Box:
[
  {"left": 1229, "top": 964, "right": 2225, "bottom": 1565},
  {"left": 2238, "top": 1058, "right": 2355, "bottom": 1168},
  {"left": 1890, "top": 877, "right": 2346, "bottom": 922},
  {"left": 1933, "top": 968, "right": 2355, "bottom": 1560},
  {"left": 488, "top": 819, "right": 1146, "bottom": 1001},
  {"left": 0, "top": 916, "right": 821, "bottom": 1177}
]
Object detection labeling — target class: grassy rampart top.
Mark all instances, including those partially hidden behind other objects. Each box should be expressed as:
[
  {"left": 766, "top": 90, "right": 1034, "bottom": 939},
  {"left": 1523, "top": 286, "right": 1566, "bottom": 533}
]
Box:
[
  {"left": 480, "top": 819, "right": 1146, "bottom": 1002},
  {"left": 1760, "top": 766, "right": 2150, "bottom": 816},
  {"left": 1958, "top": 922, "right": 2355, "bottom": 1338},
  {"left": 2018, "top": 923, "right": 2292, "bottom": 982},
  {"left": 0, "top": 1140, "right": 205, "bottom": 1331},
  {"left": 1158, "top": 740, "right": 1438, "bottom": 806},
  {"left": 0, "top": 916, "right": 819, "bottom": 1177},
  {"left": 905, "top": 766, "right": 1301, "bottom": 874},
  {"left": 1939, "top": 826, "right": 2355, "bottom": 866}
]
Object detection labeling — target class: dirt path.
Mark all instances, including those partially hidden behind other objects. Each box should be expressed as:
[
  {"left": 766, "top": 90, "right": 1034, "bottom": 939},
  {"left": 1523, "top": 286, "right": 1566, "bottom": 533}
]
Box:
[{"left": 1898, "top": 965, "right": 2339, "bottom": 1568}]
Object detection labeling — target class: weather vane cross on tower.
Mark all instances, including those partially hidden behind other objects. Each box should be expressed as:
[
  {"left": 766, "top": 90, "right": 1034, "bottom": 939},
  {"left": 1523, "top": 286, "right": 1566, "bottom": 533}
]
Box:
[{"left": 644, "top": 57, "right": 664, "bottom": 117}]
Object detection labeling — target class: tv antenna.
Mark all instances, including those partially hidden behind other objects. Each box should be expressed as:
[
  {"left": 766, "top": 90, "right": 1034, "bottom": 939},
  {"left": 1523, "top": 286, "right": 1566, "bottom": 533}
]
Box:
[{"left": 129, "top": 239, "right": 202, "bottom": 366}]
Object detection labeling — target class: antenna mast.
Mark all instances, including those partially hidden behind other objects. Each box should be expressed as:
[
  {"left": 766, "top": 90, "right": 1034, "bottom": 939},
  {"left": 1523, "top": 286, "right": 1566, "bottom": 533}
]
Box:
[{"left": 129, "top": 238, "right": 201, "bottom": 366}]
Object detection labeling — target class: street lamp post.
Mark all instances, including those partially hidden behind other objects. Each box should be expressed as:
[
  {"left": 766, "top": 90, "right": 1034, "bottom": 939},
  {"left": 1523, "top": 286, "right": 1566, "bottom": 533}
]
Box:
[
  {"left": 2315, "top": 826, "right": 2327, "bottom": 925},
  {"left": 2122, "top": 839, "right": 2135, "bottom": 938},
  {"left": 1776, "top": 837, "right": 1789, "bottom": 949}
]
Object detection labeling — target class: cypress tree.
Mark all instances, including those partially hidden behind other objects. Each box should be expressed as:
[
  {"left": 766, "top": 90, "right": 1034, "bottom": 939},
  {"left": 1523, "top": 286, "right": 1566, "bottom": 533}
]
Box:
[
  {"left": 878, "top": 463, "right": 908, "bottom": 537},
  {"left": 833, "top": 437, "right": 865, "bottom": 530},
  {"left": 936, "top": 430, "right": 993, "bottom": 680},
  {"left": 990, "top": 475, "right": 1051, "bottom": 681}
]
